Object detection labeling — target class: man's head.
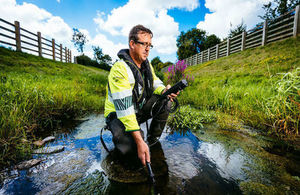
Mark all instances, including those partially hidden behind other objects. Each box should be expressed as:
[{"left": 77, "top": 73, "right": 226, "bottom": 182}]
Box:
[{"left": 129, "top": 25, "right": 153, "bottom": 66}]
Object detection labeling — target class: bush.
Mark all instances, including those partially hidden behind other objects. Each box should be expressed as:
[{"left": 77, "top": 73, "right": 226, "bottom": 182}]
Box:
[
  {"left": 167, "top": 60, "right": 194, "bottom": 85},
  {"left": 76, "top": 55, "right": 110, "bottom": 71}
]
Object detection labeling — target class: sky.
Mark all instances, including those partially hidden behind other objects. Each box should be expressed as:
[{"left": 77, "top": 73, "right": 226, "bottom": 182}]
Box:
[{"left": 0, "top": 0, "right": 270, "bottom": 63}]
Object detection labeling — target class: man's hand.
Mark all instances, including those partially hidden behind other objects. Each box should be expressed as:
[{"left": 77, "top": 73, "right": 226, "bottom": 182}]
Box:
[
  {"left": 131, "top": 131, "right": 150, "bottom": 166},
  {"left": 162, "top": 84, "right": 180, "bottom": 102}
]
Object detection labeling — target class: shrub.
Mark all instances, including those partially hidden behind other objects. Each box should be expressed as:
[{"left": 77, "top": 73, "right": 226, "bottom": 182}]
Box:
[{"left": 167, "top": 60, "right": 194, "bottom": 85}]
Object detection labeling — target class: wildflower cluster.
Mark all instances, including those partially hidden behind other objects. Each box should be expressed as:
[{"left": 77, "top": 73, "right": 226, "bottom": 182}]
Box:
[{"left": 167, "top": 60, "right": 194, "bottom": 85}]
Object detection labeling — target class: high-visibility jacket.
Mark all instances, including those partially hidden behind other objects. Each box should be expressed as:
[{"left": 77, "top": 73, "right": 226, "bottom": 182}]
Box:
[{"left": 104, "top": 49, "right": 165, "bottom": 132}]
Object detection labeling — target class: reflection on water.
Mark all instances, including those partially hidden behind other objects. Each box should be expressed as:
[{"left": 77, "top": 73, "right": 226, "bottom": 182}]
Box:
[{"left": 1, "top": 114, "right": 245, "bottom": 194}]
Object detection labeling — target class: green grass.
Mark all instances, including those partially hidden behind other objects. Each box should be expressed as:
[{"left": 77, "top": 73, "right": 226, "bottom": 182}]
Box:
[
  {"left": 0, "top": 47, "right": 108, "bottom": 167},
  {"left": 173, "top": 37, "right": 300, "bottom": 136}
]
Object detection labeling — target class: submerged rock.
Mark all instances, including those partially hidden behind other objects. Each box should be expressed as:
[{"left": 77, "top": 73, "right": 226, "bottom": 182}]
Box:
[
  {"left": 33, "top": 136, "right": 56, "bottom": 147},
  {"left": 33, "top": 140, "right": 45, "bottom": 147},
  {"left": 101, "top": 142, "right": 168, "bottom": 184},
  {"left": 33, "top": 146, "right": 64, "bottom": 154},
  {"left": 42, "top": 136, "right": 55, "bottom": 143},
  {"left": 15, "top": 159, "right": 42, "bottom": 170}
]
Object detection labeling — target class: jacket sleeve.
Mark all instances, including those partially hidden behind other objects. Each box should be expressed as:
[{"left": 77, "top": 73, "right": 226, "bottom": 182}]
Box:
[
  {"left": 108, "top": 63, "right": 140, "bottom": 132},
  {"left": 149, "top": 64, "right": 166, "bottom": 95}
]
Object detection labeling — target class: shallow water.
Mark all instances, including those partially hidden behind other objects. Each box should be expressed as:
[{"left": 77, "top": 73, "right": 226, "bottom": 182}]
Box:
[{"left": 0, "top": 114, "right": 251, "bottom": 194}]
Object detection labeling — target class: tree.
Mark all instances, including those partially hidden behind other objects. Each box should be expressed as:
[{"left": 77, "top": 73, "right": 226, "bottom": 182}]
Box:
[
  {"left": 151, "top": 56, "right": 162, "bottom": 70},
  {"left": 93, "top": 46, "right": 112, "bottom": 70},
  {"left": 71, "top": 28, "right": 88, "bottom": 54},
  {"left": 203, "top": 34, "right": 221, "bottom": 50},
  {"left": 259, "top": 0, "right": 300, "bottom": 20},
  {"left": 228, "top": 20, "right": 247, "bottom": 38},
  {"left": 176, "top": 28, "right": 206, "bottom": 60}
]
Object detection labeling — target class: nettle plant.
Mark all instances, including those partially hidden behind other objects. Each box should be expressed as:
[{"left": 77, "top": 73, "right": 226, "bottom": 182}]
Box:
[{"left": 167, "top": 60, "right": 194, "bottom": 85}]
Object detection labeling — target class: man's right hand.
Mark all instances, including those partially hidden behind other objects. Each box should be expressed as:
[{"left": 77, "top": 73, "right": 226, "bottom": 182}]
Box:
[{"left": 131, "top": 131, "right": 150, "bottom": 166}]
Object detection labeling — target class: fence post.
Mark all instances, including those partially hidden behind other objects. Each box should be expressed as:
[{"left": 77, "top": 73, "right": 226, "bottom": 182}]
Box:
[
  {"left": 52, "top": 39, "right": 55, "bottom": 60},
  {"left": 226, "top": 38, "right": 230, "bottom": 56},
  {"left": 262, "top": 20, "right": 268, "bottom": 46},
  {"left": 60, "top": 44, "right": 63, "bottom": 62},
  {"left": 14, "top": 21, "right": 21, "bottom": 51},
  {"left": 216, "top": 44, "right": 219, "bottom": 59},
  {"left": 65, "top": 47, "right": 67, "bottom": 62},
  {"left": 37, "top": 32, "right": 42, "bottom": 57},
  {"left": 70, "top": 50, "right": 72, "bottom": 63},
  {"left": 241, "top": 31, "right": 246, "bottom": 51},
  {"left": 208, "top": 48, "right": 210, "bottom": 61},
  {"left": 293, "top": 5, "right": 300, "bottom": 37},
  {"left": 201, "top": 51, "right": 203, "bottom": 63}
]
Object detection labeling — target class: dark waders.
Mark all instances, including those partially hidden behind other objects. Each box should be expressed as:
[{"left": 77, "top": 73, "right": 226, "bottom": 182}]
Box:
[{"left": 105, "top": 94, "right": 170, "bottom": 163}]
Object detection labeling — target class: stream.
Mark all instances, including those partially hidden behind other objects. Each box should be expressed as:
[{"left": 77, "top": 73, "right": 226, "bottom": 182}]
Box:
[{"left": 0, "top": 114, "right": 298, "bottom": 194}]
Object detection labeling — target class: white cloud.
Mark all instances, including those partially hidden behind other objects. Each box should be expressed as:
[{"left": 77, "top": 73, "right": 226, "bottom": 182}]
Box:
[
  {"left": 93, "top": 0, "right": 199, "bottom": 55},
  {"left": 57, "top": 0, "right": 61, "bottom": 3},
  {"left": 0, "top": 0, "right": 73, "bottom": 55},
  {"left": 197, "top": 0, "right": 269, "bottom": 38},
  {"left": 90, "top": 34, "right": 127, "bottom": 61}
]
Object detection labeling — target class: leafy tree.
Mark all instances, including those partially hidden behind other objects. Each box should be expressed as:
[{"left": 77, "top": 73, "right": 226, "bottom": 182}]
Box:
[
  {"left": 228, "top": 20, "right": 247, "bottom": 38},
  {"left": 71, "top": 28, "right": 88, "bottom": 54},
  {"left": 93, "top": 46, "right": 112, "bottom": 70},
  {"left": 151, "top": 56, "right": 162, "bottom": 70},
  {"left": 176, "top": 28, "right": 206, "bottom": 60},
  {"left": 259, "top": 0, "right": 300, "bottom": 20},
  {"left": 203, "top": 34, "right": 221, "bottom": 50}
]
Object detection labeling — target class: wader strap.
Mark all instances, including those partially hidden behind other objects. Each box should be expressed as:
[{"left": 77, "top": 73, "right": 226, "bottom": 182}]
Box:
[{"left": 100, "top": 126, "right": 111, "bottom": 154}]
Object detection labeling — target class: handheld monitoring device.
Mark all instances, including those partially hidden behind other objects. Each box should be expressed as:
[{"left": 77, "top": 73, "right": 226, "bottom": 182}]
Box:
[{"left": 160, "top": 79, "right": 188, "bottom": 99}]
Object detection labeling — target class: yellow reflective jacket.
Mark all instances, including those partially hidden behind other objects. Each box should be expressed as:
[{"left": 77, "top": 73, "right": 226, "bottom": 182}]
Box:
[{"left": 104, "top": 50, "right": 165, "bottom": 132}]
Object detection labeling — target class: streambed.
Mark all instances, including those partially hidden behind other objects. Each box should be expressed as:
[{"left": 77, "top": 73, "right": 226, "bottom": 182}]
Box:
[{"left": 0, "top": 114, "right": 299, "bottom": 194}]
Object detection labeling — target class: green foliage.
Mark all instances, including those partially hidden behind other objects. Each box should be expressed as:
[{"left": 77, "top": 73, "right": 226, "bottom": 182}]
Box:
[
  {"left": 176, "top": 28, "right": 206, "bottom": 60},
  {"left": 72, "top": 28, "right": 88, "bottom": 54},
  {"left": 176, "top": 28, "right": 221, "bottom": 60},
  {"left": 259, "top": 0, "right": 300, "bottom": 20},
  {"left": 168, "top": 105, "right": 216, "bottom": 130},
  {"left": 228, "top": 20, "right": 247, "bottom": 38},
  {"left": 76, "top": 54, "right": 110, "bottom": 71},
  {"left": 92, "top": 46, "right": 112, "bottom": 70},
  {"left": 151, "top": 56, "right": 162, "bottom": 70},
  {"left": 203, "top": 34, "right": 221, "bottom": 50},
  {"left": 262, "top": 68, "right": 300, "bottom": 136},
  {"left": 155, "top": 70, "right": 164, "bottom": 82},
  {"left": 0, "top": 47, "right": 108, "bottom": 167},
  {"left": 178, "top": 37, "right": 300, "bottom": 136}
]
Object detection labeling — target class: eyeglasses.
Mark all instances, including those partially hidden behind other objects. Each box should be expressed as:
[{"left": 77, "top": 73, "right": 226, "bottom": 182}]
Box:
[{"left": 136, "top": 41, "right": 153, "bottom": 49}]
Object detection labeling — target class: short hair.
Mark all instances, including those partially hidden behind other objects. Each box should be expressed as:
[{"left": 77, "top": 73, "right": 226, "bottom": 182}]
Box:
[{"left": 129, "top": 25, "right": 153, "bottom": 44}]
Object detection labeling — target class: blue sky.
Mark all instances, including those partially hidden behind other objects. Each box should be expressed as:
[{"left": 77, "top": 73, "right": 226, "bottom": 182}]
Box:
[{"left": 1, "top": 0, "right": 268, "bottom": 63}]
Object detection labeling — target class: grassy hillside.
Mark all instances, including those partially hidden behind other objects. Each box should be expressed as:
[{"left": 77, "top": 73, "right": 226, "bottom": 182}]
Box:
[
  {"left": 176, "top": 37, "right": 299, "bottom": 136},
  {"left": 0, "top": 47, "right": 108, "bottom": 167}
]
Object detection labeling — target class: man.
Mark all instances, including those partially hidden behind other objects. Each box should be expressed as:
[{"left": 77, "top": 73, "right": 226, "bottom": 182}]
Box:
[{"left": 104, "top": 25, "right": 178, "bottom": 166}]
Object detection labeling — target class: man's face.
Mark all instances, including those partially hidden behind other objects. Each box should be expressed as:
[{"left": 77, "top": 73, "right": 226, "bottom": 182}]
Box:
[{"left": 131, "top": 32, "right": 152, "bottom": 63}]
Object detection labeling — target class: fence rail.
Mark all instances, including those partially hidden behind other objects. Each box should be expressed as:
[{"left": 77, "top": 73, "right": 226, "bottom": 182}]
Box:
[
  {"left": 0, "top": 18, "right": 72, "bottom": 63},
  {"left": 180, "top": 5, "right": 300, "bottom": 68}
]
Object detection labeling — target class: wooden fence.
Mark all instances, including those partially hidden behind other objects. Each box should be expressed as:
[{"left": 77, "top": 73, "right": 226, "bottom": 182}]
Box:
[
  {"left": 0, "top": 18, "right": 72, "bottom": 63},
  {"left": 181, "top": 5, "right": 300, "bottom": 67}
]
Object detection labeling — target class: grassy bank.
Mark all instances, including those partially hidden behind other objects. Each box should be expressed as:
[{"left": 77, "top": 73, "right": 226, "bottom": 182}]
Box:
[
  {"left": 0, "top": 47, "right": 108, "bottom": 167},
  {"left": 175, "top": 37, "right": 299, "bottom": 136}
]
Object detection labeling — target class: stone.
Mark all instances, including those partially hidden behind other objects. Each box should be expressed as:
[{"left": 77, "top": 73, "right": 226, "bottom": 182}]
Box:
[
  {"left": 33, "top": 145, "right": 65, "bottom": 154},
  {"left": 42, "top": 136, "right": 55, "bottom": 143},
  {"left": 15, "top": 159, "right": 42, "bottom": 170},
  {"left": 33, "top": 140, "right": 45, "bottom": 147}
]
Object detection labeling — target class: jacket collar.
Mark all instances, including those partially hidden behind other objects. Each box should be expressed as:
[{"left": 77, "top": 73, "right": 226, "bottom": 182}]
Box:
[{"left": 117, "top": 49, "right": 149, "bottom": 68}]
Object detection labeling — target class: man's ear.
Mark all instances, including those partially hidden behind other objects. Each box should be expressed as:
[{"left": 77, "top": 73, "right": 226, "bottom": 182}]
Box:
[{"left": 129, "top": 40, "right": 135, "bottom": 50}]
